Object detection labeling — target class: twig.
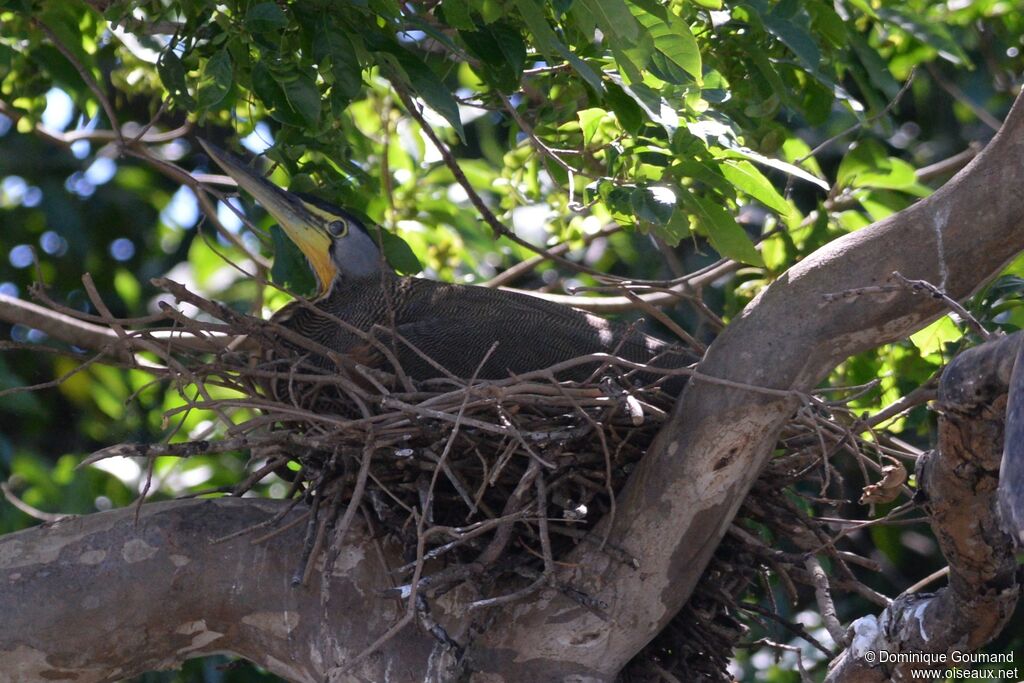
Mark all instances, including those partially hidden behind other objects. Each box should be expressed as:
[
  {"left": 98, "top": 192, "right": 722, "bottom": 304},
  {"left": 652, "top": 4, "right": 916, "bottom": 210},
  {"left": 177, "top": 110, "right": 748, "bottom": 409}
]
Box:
[
  {"left": 1, "top": 482, "right": 70, "bottom": 522},
  {"left": 804, "top": 555, "right": 846, "bottom": 648},
  {"left": 34, "top": 20, "right": 125, "bottom": 149},
  {"left": 926, "top": 62, "right": 1003, "bottom": 131},
  {"left": 393, "top": 85, "right": 615, "bottom": 282}
]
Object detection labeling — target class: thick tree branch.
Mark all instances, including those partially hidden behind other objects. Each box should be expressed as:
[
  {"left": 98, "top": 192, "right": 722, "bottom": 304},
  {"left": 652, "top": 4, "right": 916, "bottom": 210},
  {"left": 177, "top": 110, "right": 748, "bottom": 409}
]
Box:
[
  {"left": 470, "top": 90, "right": 1024, "bottom": 679},
  {"left": 0, "top": 499, "right": 436, "bottom": 683},
  {"left": 825, "top": 333, "right": 1021, "bottom": 682}
]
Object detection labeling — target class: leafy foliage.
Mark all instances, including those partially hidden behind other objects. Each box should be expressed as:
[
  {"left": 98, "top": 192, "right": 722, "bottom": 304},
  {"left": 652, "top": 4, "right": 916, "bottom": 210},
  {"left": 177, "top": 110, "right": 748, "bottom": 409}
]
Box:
[{"left": 1, "top": 0, "right": 1024, "bottom": 680}]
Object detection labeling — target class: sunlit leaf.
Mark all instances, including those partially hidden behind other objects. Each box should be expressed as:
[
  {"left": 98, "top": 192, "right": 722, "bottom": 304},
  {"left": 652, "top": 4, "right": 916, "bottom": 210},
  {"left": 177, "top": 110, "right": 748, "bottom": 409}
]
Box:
[
  {"left": 715, "top": 144, "right": 829, "bottom": 192},
  {"left": 378, "top": 229, "right": 423, "bottom": 275},
  {"left": 909, "top": 315, "right": 962, "bottom": 358},
  {"left": 876, "top": 7, "right": 971, "bottom": 67},
  {"left": 580, "top": 0, "right": 639, "bottom": 43},
  {"left": 632, "top": 185, "right": 677, "bottom": 225},
  {"left": 629, "top": 0, "right": 702, "bottom": 82},
  {"left": 719, "top": 160, "right": 792, "bottom": 217},
  {"left": 686, "top": 194, "right": 764, "bottom": 266},
  {"left": 657, "top": 211, "right": 692, "bottom": 246},
  {"left": 837, "top": 140, "right": 916, "bottom": 190},
  {"left": 618, "top": 80, "right": 678, "bottom": 132},
  {"left": 577, "top": 108, "right": 605, "bottom": 145}
]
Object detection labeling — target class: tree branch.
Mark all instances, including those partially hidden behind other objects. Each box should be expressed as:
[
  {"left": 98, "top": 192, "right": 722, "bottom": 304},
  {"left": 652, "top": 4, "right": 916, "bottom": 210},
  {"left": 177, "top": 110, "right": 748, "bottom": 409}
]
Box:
[
  {"left": 0, "top": 499, "right": 436, "bottom": 683},
  {"left": 0, "top": 293, "right": 245, "bottom": 354},
  {"left": 470, "top": 88, "right": 1024, "bottom": 680},
  {"left": 825, "top": 333, "right": 1021, "bottom": 682}
]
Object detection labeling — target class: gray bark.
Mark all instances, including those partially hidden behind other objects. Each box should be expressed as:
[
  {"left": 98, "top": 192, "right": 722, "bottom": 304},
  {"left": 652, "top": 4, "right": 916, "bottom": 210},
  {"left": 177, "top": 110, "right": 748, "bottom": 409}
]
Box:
[
  {"left": 469, "top": 88, "right": 1024, "bottom": 678},
  {"left": 825, "top": 334, "right": 1021, "bottom": 682},
  {"left": 3, "top": 83, "right": 1024, "bottom": 683},
  {"left": 0, "top": 498, "right": 435, "bottom": 683}
]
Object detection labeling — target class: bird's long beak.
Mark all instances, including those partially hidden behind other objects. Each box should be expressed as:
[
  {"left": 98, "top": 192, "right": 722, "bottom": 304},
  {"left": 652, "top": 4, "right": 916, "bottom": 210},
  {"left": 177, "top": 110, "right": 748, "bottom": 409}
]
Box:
[{"left": 197, "top": 139, "right": 336, "bottom": 292}]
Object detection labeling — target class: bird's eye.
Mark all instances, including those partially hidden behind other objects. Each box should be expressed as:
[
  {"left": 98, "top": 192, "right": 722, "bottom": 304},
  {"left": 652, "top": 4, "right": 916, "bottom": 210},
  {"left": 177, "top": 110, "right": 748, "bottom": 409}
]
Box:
[{"left": 328, "top": 220, "right": 348, "bottom": 237}]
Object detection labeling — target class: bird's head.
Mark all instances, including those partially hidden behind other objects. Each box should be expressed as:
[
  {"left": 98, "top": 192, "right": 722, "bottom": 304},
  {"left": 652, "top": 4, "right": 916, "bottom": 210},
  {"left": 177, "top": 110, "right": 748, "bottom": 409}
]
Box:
[{"left": 198, "top": 139, "right": 384, "bottom": 297}]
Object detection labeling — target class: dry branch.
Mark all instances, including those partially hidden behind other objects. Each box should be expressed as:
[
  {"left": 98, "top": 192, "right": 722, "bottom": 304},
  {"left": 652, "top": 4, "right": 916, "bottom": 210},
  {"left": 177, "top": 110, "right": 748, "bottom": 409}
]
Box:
[
  {"left": 0, "top": 271, "right": 909, "bottom": 682},
  {"left": 1, "top": 85, "right": 1022, "bottom": 683},
  {"left": 825, "top": 332, "right": 1021, "bottom": 682},
  {"left": 468, "top": 87, "right": 1024, "bottom": 680}
]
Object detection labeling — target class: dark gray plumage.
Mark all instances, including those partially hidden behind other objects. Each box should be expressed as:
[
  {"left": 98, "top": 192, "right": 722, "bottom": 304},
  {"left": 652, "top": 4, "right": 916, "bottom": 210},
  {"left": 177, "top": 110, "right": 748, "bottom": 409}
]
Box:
[
  {"left": 198, "top": 138, "right": 694, "bottom": 391},
  {"left": 274, "top": 269, "right": 694, "bottom": 389}
]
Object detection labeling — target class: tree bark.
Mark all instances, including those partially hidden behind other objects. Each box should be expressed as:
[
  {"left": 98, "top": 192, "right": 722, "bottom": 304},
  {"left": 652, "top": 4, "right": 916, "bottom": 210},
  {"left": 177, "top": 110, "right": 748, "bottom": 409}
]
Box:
[
  {"left": 4, "top": 86, "right": 1024, "bottom": 683},
  {"left": 825, "top": 333, "right": 1021, "bottom": 682},
  {"left": 0, "top": 498, "right": 436, "bottom": 683},
  {"left": 468, "top": 89, "right": 1024, "bottom": 679}
]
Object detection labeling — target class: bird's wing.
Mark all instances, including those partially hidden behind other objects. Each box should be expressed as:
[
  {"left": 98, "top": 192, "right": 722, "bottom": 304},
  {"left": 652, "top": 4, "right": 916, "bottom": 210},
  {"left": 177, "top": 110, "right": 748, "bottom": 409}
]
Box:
[{"left": 375, "top": 280, "right": 681, "bottom": 380}]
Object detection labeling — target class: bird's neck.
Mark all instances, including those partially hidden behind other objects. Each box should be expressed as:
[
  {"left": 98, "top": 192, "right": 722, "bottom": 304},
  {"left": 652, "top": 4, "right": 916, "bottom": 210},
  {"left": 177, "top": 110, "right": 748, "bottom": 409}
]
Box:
[{"left": 324, "top": 269, "right": 401, "bottom": 299}]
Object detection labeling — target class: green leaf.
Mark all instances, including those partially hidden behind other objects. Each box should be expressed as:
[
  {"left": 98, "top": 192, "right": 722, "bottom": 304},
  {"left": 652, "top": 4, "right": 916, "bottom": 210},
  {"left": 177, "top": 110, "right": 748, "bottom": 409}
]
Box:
[
  {"left": 515, "top": 0, "right": 604, "bottom": 92},
  {"left": 314, "top": 28, "right": 363, "bottom": 100},
  {"left": 836, "top": 140, "right": 916, "bottom": 190},
  {"left": 618, "top": 81, "right": 678, "bottom": 132},
  {"left": 628, "top": 0, "right": 702, "bottom": 82},
  {"left": 603, "top": 185, "right": 634, "bottom": 218},
  {"left": 157, "top": 48, "right": 195, "bottom": 108},
  {"left": 712, "top": 143, "right": 829, "bottom": 192},
  {"left": 763, "top": 7, "right": 821, "bottom": 74},
  {"left": 38, "top": 4, "right": 93, "bottom": 75},
  {"left": 478, "top": 0, "right": 505, "bottom": 24},
  {"left": 909, "top": 315, "right": 962, "bottom": 357},
  {"left": 195, "top": 49, "right": 233, "bottom": 109},
  {"left": 460, "top": 23, "right": 526, "bottom": 91},
  {"left": 719, "top": 160, "right": 792, "bottom": 217},
  {"left": 857, "top": 158, "right": 917, "bottom": 190},
  {"left": 611, "top": 43, "right": 649, "bottom": 85},
  {"left": 806, "top": 2, "right": 847, "bottom": 48},
  {"left": 386, "top": 47, "right": 465, "bottom": 141},
  {"left": 246, "top": 2, "right": 289, "bottom": 33},
  {"left": 439, "top": 0, "right": 475, "bottom": 30},
  {"left": 279, "top": 73, "right": 321, "bottom": 127},
  {"left": 686, "top": 194, "right": 764, "bottom": 266},
  {"left": 858, "top": 189, "right": 912, "bottom": 222},
  {"left": 876, "top": 7, "right": 971, "bottom": 67},
  {"left": 252, "top": 62, "right": 307, "bottom": 126},
  {"left": 579, "top": 0, "right": 639, "bottom": 43},
  {"left": 577, "top": 108, "right": 605, "bottom": 145},
  {"left": 674, "top": 160, "right": 735, "bottom": 197},
  {"left": 657, "top": 211, "right": 691, "bottom": 246},
  {"left": 631, "top": 185, "right": 676, "bottom": 225},
  {"left": 604, "top": 81, "right": 644, "bottom": 133},
  {"left": 746, "top": 0, "right": 844, "bottom": 100},
  {"left": 270, "top": 225, "right": 317, "bottom": 295},
  {"left": 849, "top": 34, "right": 900, "bottom": 101},
  {"left": 378, "top": 229, "right": 422, "bottom": 275}
]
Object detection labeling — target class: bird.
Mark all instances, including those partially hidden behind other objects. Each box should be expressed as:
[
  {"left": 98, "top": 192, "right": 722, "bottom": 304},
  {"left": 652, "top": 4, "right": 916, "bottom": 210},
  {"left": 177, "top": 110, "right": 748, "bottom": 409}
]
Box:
[{"left": 198, "top": 139, "right": 695, "bottom": 392}]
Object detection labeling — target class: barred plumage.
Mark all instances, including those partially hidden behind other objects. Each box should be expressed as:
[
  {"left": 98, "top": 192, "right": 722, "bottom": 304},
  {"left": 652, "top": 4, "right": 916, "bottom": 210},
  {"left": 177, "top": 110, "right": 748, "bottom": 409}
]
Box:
[{"left": 200, "top": 139, "right": 695, "bottom": 392}]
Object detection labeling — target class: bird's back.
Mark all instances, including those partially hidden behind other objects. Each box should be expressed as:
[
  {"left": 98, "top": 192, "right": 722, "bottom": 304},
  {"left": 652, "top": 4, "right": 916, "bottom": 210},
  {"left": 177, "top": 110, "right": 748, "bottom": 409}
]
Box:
[{"left": 273, "top": 273, "right": 694, "bottom": 390}]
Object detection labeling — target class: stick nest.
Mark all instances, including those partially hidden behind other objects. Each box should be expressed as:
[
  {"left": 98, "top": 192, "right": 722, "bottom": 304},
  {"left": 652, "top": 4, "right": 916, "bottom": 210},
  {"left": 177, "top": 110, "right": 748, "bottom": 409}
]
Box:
[{"left": 23, "top": 278, "right": 917, "bottom": 682}]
